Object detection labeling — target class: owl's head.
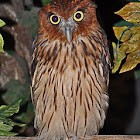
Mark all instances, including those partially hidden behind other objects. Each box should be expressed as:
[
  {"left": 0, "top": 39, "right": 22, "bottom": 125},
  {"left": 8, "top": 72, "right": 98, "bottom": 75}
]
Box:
[{"left": 39, "top": 0, "right": 98, "bottom": 43}]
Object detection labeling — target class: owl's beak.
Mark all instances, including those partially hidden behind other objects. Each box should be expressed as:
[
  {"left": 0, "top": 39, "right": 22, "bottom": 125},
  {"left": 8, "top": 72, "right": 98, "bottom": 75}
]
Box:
[{"left": 65, "top": 26, "right": 72, "bottom": 43}]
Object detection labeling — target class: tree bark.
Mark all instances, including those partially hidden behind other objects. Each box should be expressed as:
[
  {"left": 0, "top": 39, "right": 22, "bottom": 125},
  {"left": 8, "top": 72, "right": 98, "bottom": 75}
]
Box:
[{"left": 10, "top": 0, "right": 24, "bottom": 13}]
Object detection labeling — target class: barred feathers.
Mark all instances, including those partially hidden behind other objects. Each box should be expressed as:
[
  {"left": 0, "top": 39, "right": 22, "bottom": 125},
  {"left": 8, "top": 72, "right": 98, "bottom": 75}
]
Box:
[{"left": 31, "top": 0, "right": 110, "bottom": 139}]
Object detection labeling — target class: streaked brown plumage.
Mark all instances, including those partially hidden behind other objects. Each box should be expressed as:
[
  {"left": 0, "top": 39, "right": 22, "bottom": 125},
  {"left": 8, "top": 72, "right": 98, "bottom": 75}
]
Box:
[{"left": 31, "top": 0, "right": 110, "bottom": 139}]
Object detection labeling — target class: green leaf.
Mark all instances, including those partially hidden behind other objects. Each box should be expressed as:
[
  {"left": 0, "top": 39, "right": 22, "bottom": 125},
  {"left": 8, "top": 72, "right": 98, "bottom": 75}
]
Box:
[
  {"left": 0, "top": 100, "right": 21, "bottom": 118},
  {"left": 0, "top": 19, "right": 5, "bottom": 27},
  {"left": 0, "top": 122, "right": 13, "bottom": 132},
  {"left": 0, "top": 130, "right": 18, "bottom": 136},
  {"left": 0, "top": 100, "right": 25, "bottom": 136},
  {"left": 0, "top": 116, "right": 25, "bottom": 127},
  {"left": 0, "top": 34, "right": 4, "bottom": 53},
  {"left": 0, "top": 19, "right": 5, "bottom": 53}
]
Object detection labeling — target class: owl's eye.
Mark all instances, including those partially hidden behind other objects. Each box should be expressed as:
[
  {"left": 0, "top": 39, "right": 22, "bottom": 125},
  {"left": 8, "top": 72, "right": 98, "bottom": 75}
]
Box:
[
  {"left": 73, "top": 11, "right": 84, "bottom": 22},
  {"left": 50, "top": 14, "right": 60, "bottom": 25}
]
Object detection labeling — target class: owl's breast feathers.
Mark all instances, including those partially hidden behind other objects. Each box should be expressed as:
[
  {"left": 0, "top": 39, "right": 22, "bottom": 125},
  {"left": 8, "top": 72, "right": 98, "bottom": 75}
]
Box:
[{"left": 31, "top": 25, "right": 110, "bottom": 139}]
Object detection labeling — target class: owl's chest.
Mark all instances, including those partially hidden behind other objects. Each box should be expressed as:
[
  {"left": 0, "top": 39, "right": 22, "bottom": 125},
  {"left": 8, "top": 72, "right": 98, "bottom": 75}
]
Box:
[
  {"left": 42, "top": 54, "right": 99, "bottom": 103},
  {"left": 34, "top": 44, "right": 100, "bottom": 112},
  {"left": 34, "top": 51, "right": 107, "bottom": 138},
  {"left": 39, "top": 47, "right": 98, "bottom": 97}
]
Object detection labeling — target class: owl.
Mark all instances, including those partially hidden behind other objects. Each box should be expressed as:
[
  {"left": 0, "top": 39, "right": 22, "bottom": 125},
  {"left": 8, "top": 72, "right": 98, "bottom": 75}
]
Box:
[{"left": 31, "top": 0, "right": 110, "bottom": 139}]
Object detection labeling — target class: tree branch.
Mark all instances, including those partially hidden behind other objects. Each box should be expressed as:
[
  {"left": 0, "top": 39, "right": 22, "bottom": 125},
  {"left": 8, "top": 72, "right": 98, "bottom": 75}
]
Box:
[{"left": 0, "top": 135, "right": 140, "bottom": 140}]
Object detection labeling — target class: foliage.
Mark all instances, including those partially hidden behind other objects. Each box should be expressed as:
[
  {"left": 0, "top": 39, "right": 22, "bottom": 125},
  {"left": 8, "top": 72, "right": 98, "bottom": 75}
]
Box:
[
  {"left": 2, "top": 79, "right": 34, "bottom": 127},
  {"left": 3, "top": 80, "right": 30, "bottom": 106},
  {"left": 0, "top": 19, "right": 26, "bottom": 137},
  {"left": 18, "top": 0, "right": 51, "bottom": 38},
  {"left": 112, "top": 2, "right": 140, "bottom": 73},
  {"left": 18, "top": 7, "right": 40, "bottom": 38},
  {"left": 42, "top": 0, "right": 52, "bottom": 6},
  {"left": 0, "top": 100, "right": 25, "bottom": 136},
  {"left": 0, "top": 19, "right": 5, "bottom": 53},
  {"left": 1, "top": 0, "right": 52, "bottom": 135}
]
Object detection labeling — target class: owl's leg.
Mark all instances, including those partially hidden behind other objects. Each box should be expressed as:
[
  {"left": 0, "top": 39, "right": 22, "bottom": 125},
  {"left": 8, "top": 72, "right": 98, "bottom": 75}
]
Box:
[{"left": 72, "top": 136, "right": 79, "bottom": 140}]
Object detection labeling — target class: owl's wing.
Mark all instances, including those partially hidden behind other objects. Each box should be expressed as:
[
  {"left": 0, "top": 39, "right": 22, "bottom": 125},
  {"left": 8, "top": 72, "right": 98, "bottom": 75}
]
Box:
[
  {"left": 31, "top": 35, "right": 39, "bottom": 78},
  {"left": 31, "top": 32, "right": 49, "bottom": 107},
  {"left": 31, "top": 34, "right": 41, "bottom": 107},
  {"left": 96, "top": 27, "right": 111, "bottom": 85}
]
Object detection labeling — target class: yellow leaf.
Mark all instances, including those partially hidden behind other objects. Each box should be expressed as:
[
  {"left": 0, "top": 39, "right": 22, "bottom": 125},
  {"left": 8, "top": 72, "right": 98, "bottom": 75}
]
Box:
[
  {"left": 127, "top": 40, "right": 140, "bottom": 54},
  {"left": 115, "top": 2, "right": 140, "bottom": 23},
  {"left": 112, "top": 58, "right": 123, "bottom": 73},
  {"left": 112, "top": 42, "right": 117, "bottom": 50},
  {"left": 120, "top": 49, "right": 140, "bottom": 73},
  {"left": 113, "top": 26, "right": 131, "bottom": 42},
  {"left": 122, "top": 41, "right": 139, "bottom": 53},
  {"left": 129, "top": 27, "right": 140, "bottom": 42},
  {"left": 126, "top": 25, "right": 140, "bottom": 53},
  {"left": 112, "top": 42, "right": 127, "bottom": 73}
]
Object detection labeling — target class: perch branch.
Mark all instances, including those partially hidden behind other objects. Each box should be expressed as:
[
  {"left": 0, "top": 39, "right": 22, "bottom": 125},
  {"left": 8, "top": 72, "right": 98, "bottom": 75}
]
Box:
[{"left": 0, "top": 135, "right": 140, "bottom": 140}]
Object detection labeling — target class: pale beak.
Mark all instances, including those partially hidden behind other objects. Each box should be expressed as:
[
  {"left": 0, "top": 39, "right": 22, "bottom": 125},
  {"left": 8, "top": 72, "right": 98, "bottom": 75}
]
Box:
[{"left": 65, "top": 26, "right": 72, "bottom": 43}]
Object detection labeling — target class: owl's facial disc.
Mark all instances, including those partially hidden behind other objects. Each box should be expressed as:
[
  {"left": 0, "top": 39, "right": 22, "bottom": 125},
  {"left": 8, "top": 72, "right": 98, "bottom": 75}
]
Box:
[{"left": 61, "top": 10, "right": 84, "bottom": 43}]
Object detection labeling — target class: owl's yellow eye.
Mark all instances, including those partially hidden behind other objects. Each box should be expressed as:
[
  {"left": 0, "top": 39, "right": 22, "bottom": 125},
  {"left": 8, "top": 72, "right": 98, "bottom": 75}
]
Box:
[
  {"left": 73, "top": 11, "right": 84, "bottom": 22},
  {"left": 50, "top": 14, "right": 60, "bottom": 25}
]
